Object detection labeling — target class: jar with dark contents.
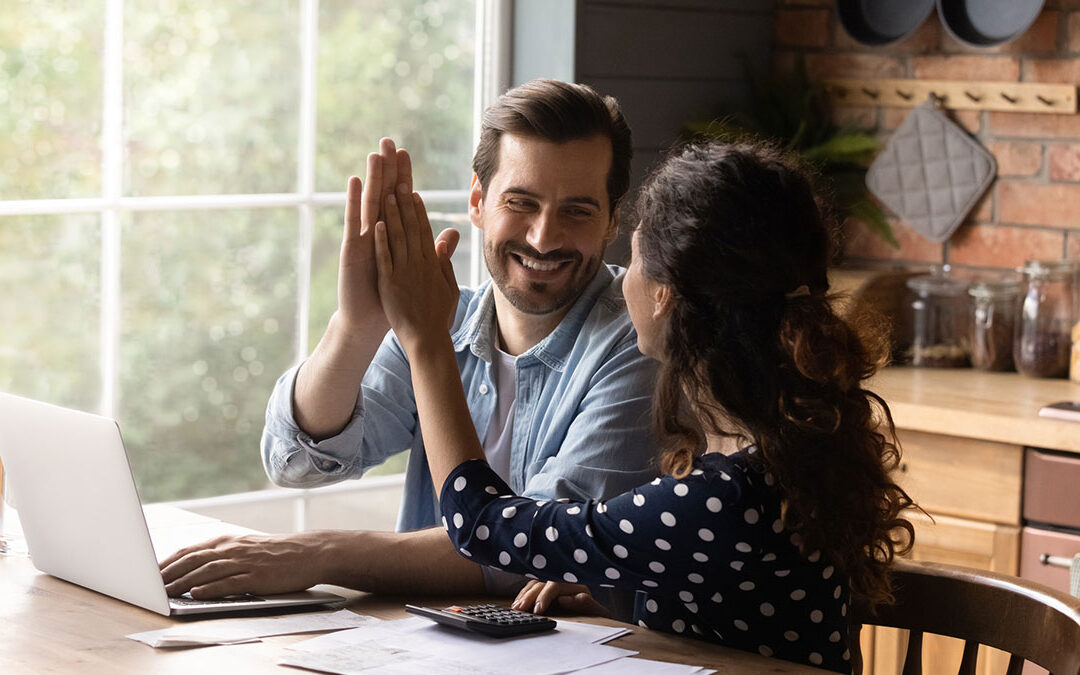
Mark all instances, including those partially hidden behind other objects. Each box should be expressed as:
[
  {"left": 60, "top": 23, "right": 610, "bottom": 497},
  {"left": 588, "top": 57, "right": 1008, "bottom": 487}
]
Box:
[
  {"left": 906, "top": 270, "right": 971, "bottom": 368},
  {"left": 968, "top": 278, "right": 1020, "bottom": 371},
  {"left": 1014, "top": 260, "right": 1077, "bottom": 379}
]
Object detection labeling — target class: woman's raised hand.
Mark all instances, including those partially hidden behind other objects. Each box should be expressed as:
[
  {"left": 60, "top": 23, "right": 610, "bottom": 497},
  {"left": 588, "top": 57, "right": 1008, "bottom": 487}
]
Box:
[{"left": 373, "top": 179, "right": 460, "bottom": 352}]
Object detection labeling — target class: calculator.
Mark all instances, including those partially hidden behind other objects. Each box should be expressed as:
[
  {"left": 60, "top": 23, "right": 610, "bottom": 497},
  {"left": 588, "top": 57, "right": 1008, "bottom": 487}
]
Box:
[{"left": 405, "top": 603, "right": 557, "bottom": 637}]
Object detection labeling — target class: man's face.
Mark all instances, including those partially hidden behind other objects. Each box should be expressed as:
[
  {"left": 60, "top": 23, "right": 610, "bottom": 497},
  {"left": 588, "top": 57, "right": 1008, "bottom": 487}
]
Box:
[{"left": 470, "top": 133, "right": 615, "bottom": 316}]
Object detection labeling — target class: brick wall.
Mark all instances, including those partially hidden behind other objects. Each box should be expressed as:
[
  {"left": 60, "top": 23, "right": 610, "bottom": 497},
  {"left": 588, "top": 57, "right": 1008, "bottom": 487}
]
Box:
[{"left": 775, "top": 0, "right": 1080, "bottom": 271}]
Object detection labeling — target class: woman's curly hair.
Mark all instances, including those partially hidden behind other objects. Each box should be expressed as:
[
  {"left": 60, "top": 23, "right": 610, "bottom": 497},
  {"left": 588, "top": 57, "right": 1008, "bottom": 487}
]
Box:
[{"left": 634, "top": 140, "right": 916, "bottom": 607}]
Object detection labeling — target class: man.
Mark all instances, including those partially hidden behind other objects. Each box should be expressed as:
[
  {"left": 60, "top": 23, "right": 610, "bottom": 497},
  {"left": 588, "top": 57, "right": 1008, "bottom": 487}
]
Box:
[{"left": 160, "top": 79, "right": 658, "bottom": 599}]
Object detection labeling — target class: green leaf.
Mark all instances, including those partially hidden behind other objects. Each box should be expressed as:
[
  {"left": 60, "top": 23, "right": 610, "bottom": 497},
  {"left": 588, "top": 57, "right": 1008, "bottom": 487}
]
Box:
[{"left": 848, "top": 199, "right": 899, "bottom": 249}]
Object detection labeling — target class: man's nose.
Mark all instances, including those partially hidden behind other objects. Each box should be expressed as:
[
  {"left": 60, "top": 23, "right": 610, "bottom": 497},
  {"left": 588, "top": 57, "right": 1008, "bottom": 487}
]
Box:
[{"left": 525, "top": 209, "right": 565, "bottom": 254}]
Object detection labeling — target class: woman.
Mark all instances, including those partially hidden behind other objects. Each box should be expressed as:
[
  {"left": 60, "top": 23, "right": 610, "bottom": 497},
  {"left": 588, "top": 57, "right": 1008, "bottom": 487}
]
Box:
[{"left": 372, "top": 141, "right": 915, "bottom": 673}]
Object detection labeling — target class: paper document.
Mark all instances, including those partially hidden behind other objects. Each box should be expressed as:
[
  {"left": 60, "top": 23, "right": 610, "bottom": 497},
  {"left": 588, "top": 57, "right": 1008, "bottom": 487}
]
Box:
[
  {"left": 128, "top": 609, "right": 379, "bottom": 648},
  {"left": 285, "top": 617, "right": 636, "bottom": 675},
  {"left": 574, "top": 658, "right": 716, "bottom": 674},
  {"left": 551, "top": 619, "right": 632, "bottom": 644}
]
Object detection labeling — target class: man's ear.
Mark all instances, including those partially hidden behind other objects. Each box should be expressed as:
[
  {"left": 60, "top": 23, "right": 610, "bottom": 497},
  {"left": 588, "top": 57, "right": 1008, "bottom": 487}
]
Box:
[
  {"left": 603, "top": 214, "right": 619, "bottom": 246},
  {"left": 468, "top": 174, "right": 484, "bottom": 230},
  {"left": 653, "top": 283, "right": 675, "bottom": 321}
]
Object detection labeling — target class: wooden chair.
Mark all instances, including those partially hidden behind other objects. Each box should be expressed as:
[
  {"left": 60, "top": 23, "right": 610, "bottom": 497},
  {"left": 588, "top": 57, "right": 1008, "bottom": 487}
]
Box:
[{"left": 850, "top": 559, "right": 1080, "bottom": 675}]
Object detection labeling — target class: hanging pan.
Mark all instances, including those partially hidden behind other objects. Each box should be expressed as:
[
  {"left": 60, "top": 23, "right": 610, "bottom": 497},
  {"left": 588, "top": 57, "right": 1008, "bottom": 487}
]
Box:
[
  {"left": 937, "top": 0, "right": 1046, "bottom": 48},
  {"left": 837, "top": 0, "right": 936, "bottom": 47}
]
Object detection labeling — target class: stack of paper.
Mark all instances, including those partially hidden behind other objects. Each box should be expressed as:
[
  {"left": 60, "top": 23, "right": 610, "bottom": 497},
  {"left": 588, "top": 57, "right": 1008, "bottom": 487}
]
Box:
[
  {"left": 281, "top": 617, "right": 715, "bottom": 675},
  {"left": 127, "top": 609, "right": 379, "bottom": 648}
]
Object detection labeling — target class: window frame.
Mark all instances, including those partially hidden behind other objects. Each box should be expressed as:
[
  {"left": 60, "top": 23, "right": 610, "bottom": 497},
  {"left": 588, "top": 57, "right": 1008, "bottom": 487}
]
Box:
[{"left": 0, "top": 0, "right": 509, "bottom": 515}]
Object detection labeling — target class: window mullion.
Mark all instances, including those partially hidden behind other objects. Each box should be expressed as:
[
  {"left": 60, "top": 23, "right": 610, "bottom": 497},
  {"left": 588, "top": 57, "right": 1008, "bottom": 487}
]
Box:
[
  {"left": 100, "top": 0, "right": 124, "bottom": 418},
  {"left": 295, "top": 0, "right": 319, "bottom": 369}
]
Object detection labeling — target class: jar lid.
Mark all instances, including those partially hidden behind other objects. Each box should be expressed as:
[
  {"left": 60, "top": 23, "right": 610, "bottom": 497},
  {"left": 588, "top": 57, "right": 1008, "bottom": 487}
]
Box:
[
  {"left": 968, "top": 276, "right": 1021, "bottom": 298},
  {"left": 1020, "top": 259, "right": 1079, "bottom": 278},
  {"left": 907, "top": 272, "right": 970, "bottom": 296}
]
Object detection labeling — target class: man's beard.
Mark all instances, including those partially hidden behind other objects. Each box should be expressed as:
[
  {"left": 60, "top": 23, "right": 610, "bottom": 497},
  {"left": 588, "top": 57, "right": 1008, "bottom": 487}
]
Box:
[{"left": 484, "top": 239, "right": 601, "bottom": 315}]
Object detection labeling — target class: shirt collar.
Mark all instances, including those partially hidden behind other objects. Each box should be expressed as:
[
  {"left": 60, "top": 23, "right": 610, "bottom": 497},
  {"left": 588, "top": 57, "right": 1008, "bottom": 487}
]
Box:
[{"left": 450, "top": 264, "right": 617, "bottom": 372}]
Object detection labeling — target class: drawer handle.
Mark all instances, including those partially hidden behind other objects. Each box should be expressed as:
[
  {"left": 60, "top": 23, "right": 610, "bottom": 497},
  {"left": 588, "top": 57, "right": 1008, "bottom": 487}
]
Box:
[{"left": 1039, "top": 553, "right": 1076, "bottom": 569}]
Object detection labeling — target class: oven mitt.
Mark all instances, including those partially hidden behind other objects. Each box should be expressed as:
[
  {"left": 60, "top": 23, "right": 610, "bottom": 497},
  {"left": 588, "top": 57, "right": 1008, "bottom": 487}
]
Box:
[{"left": 866, "top": 99, "right": 996, "bottom": 243}]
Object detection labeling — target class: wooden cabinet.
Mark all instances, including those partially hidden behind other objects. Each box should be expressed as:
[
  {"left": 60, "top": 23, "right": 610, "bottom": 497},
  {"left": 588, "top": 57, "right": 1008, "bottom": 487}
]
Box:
[{"left": 864, "top": 431, "right": 1023, "bottom": 675}]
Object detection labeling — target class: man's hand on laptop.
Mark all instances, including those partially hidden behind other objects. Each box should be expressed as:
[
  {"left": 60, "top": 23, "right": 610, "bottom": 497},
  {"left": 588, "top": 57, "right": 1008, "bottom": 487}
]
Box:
[{"left": 159, "top": 532, "right": 331, "bottom": 598}]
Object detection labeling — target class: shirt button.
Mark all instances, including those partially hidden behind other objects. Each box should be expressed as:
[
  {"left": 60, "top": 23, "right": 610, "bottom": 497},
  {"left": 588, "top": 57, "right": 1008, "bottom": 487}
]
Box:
[{"left": 479, "top": 384, "right": 489, "bottom": 395}]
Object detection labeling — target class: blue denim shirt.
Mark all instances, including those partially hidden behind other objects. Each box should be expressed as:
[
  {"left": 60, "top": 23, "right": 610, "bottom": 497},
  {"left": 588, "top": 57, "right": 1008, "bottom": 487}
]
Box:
[{"left": 261, "top": 264, "right": 660, "bottom": 533}]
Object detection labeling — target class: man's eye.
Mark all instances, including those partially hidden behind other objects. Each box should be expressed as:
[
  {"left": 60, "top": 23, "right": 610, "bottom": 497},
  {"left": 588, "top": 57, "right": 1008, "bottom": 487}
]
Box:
[
  {"left": 567, "top": 207, "right": 593, "bottom": 218},
  {"left": 506, "top": 199, "right": 535, "bottom": 211}
]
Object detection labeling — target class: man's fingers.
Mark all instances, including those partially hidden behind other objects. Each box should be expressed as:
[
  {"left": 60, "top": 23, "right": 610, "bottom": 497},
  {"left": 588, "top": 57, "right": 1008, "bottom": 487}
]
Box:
[
  {"left": 435, "top": 228, "right": 460, "bottom": 260},
  {"left": 397, "top": 184, "right": 422, "bottom": 258},
  {"left": 361, "top": 153, "right": 382, "bottom": 230},
  {"left": 189, "top": 573, "right": 254, "bottom": 600},
  {"left": 384, "top": 194, "right": 408, "bottom": 270},
  {"left": 396, "top": 148, "right": 413, "bottom": 193},
  {"left": 164, "top": 558, "right": 242, "bottom": 596},
  {"left": 379, "top": 138, "right": 398, "bottom": 207},
  {"left": 373, "top": 221, "right": 392, "bottom": 283}
]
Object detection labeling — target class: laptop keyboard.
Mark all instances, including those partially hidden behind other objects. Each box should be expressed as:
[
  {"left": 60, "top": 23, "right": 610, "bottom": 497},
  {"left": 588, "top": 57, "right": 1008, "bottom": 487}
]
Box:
[{"left": 171, "top": 593, "right": 265, "bottom": 606}]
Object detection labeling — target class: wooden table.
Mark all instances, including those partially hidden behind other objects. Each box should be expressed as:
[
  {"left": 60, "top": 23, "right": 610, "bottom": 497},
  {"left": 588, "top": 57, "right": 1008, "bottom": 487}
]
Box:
[{"left": 0, "top": 553, "right": 824, "bottom": 674}]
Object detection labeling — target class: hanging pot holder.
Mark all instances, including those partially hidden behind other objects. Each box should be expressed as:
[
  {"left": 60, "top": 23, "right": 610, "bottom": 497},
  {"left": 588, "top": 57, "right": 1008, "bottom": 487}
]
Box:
[{"left": 866, "top": 98, "right": 997, "bottom": 243}]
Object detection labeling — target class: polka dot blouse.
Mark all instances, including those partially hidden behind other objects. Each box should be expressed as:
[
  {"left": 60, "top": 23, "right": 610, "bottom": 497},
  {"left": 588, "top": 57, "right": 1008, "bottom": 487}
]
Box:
[{"left": 440, "top": 450, "right": 852, "bottom": 673}]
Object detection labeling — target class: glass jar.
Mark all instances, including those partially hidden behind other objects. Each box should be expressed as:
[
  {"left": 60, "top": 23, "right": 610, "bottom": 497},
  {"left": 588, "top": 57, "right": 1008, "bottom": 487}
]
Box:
[
  {"left": 1014, "top": 260, "right": 1077, "bottom": 379},
  {"left": 968, "top": 277, "right": 1020, "bottom": 371},
  {"left": 906, "top": 269, "right": 971, "bottom": 367}
]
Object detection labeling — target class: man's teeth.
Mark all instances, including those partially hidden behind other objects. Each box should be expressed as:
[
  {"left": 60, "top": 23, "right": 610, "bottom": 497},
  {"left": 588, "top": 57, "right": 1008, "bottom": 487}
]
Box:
[{"left": 518, "top": 256, "right": 563, "bottom": 272}]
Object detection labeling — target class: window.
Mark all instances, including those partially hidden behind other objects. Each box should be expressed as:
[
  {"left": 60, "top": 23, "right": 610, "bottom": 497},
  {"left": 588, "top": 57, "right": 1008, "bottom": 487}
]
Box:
[{"left": 0, "top": 0, "right": 492, "bottom": 502}]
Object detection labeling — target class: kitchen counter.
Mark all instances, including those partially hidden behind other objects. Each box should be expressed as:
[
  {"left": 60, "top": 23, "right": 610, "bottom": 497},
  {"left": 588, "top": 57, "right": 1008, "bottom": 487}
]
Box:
[{"left": 869, "top": 367, "right": 1080, "bottom": 454}]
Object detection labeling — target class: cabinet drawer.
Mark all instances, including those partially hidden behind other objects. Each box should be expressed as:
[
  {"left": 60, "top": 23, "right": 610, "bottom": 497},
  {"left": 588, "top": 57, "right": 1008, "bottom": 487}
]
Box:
[
  {"left": 894, "top": 430, "right": 1022, "bottom": 525},
  {"left": 1018, "top": 525, "right": 1080, "bottom": 595},
  {"left": 1023, "top": 448, "right": 1080, "bottom": 529}
]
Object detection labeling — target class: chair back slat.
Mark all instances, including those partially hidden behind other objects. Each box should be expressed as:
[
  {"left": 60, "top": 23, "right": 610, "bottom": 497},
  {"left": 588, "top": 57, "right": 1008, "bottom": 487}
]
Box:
[
  {"left": 901, "top": 630, "right": 922, "bottom": 675},
  {"left": 957, "top": 640, "right": 978, "bottom": 675}
]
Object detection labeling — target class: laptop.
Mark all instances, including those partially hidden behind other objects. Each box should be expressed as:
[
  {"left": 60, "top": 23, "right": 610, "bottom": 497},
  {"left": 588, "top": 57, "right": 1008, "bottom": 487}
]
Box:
[{"left": 0, "top": 392, "right": 345, "bottom": 616}]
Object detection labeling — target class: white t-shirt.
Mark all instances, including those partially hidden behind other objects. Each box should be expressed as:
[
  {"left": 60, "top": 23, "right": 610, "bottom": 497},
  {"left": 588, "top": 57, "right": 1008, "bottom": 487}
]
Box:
[{"left": 482, "top": 346, "right": 518, "bottom": 482}]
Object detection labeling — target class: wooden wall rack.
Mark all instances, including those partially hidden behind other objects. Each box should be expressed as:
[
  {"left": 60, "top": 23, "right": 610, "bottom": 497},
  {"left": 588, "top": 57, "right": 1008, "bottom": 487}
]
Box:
[{"left": 824, "top": 78, "right": 1077, "bottom": 114}]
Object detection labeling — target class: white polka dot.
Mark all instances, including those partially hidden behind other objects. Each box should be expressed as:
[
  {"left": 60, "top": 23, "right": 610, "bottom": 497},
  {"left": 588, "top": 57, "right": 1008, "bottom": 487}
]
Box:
[
  {"left": 673, "top": 483, "right": 689, "bottom": 497},
  {"left": 790, "top": 589, "right": 806, "bottom": 601},
  {"left": 688, "top": 573, "right": 704, "bottom": 584},
  {"left": 692, "top": 624, "right": 704, "bottom": 635},
  {"left": 613, "top": 544, "right": 628, "bottom": 558},
  {"left": 638, "top": 620, "right": 648, "bottom": 627},
  {"left": 758, "top": 645, "right": 773, "bottom": 657},
  {"left": 705, "top": 497, "right": 722, "bottom": 512},
  {"left": 744, "top": 509, "right": 759, "bottom": 524},
  {"left": 764, "top": 472, "right": 775, "bottom": 486},
  {"left": 693, "top": 552, "right": 709, "bottom": 562},
  {"left": 761, "top": 553, "right": 776, "bottom": 562},
  {"left": 784, "top": 630, "right": 798, "bottom": 642},
  {"left": 829, "top": 631, "right": 841, "bottom": 643},
  {"left": 633, "top": 493, "right": 646, "bottom": 506},
  {"left": 642, "top": 580, "right": 659, "bottom": 588},
  {"left": 654, "top": 538, "right": 671, "bottom": 551},
  {"left": 660, "top": 512, "right": 676, "bottom": 527},
  {"left": 790, "top": 533, "right": 803, "bottom": 547},
  {"left": 532, "top": 555, "right": 546, "bottom": 569},
  {"left": 730, "top": 561, "right": 744, "bottom": 571},
  {"left": 649, "top": 561, "right": 665, "bottom": 573},
  {"left": 536, "top": 500, "right": 548, "bottom": 507},
  {"left": 566, "top": 505, "right": 581, "bottom": 515},
  {"left": 775, "top": 569, "right": 791, "bottom": 577},
  {"left": 720, "top": 471, "right": 731, "bottom": 481},
  {"left": 475, "top": 525, "right": 489, "bottom": 540},
  {"left": 691, "top": 469, "right": 703, "bottom": 476},
  {"left": 545, "top": 527, "right": 559, "bottom": 542},
  {"left": 453, "top": 513, "right": 464, "bottom": 528},
  {"left": 441, "top": 516, "right": 448, "bottom": 531},
  {"left": 459, "top": 547, "right": 471, "bottom": 557},
  {"left": 646, "top": 599, "right": 658, "bottom": 613},
  {"left": 502, "top": 506, "right": 517, "bottom": 518},
  {"left": 574, "top": 549, "right": 588, "bottom": 563},
  {"left": 596, "top": 502, "right": 607, "bottom": 513},
  {"left": 651, "top": 478, "right": 662, "bottom": 486},
  {"left": 711, "top": 592, "right": 723, "bottom": 603},
  {"left": 735, "top": 542, "right": 752, "bottom": 553},
  {"left": 698, "top": 528, "right": 715, "bottom": 542},
  {"left": 760, "top": 603, "right": 775, "bottom": 617},
  {"left": 563, "top": 572, "right": 578, "bottom": 583},
  {"left": 809, "top": 653, "right": 823, "bottom": 666},
  {"left": 734, "top": 619, "right": 748, "bottom": 631},
  {"left": 672, "top": 619, "right": 686, "bottom": 633},
  {"left": 585, "top": 525, "right": 594, "bottom": 538},
  {"left": 605, "top": 567, "right": 620, "bottom": 580},
  {"left": 821, "top": 565, "right": 834, "bottom": 580},
  {"left": 842, "top": 602, "right": 848, "bottom": 616},
  {"left": 808, "top": 550, "right": 821, "bottom": 563},
  {"left": 835, "top": 584, "right": 843, "bottom": 599},
  {"left": 772, "top": 519, "right": 784, "bottom": 533},
  {"left": 526, "top": 573, "right": 538, "bottom": 580},
  {"left": 740, "top": 581, "right": 755, "bottom": 591},
  {"left": 453, "top": 476, "right": 467, "bottom": 491},
  {"left": 513, "top": 533, "right": 527, "bottom": 548},
  {"left": 679, "top": 591, "right": 694, "bottom": 602},
  {"left": 498, "top": 551, "right": 511, "bottom": 565},
  {"left": 843, "top": 649, "right": 851, "bottom": 661},
  {"left": 484, "top": 485, "right": 499, "bottom": 494},
  {"left": 619, "top": 519, "right": 634, "bottom": 534},
  {"left": 810, "top": 609, "right": 823, "bottom": 623},
  {"left": 685, "top": 602, "right": 698, "bottom": 613}
]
